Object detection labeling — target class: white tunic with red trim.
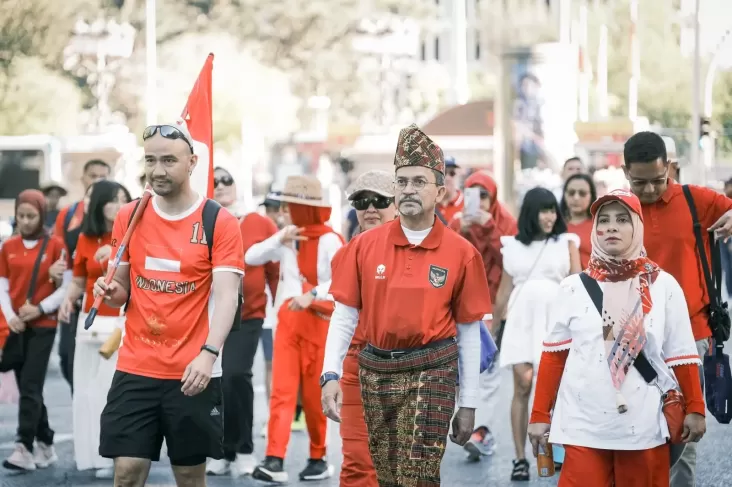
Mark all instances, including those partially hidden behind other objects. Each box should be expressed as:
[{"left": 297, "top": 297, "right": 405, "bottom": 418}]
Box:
[{"left": 541, "top": 271, "right": 701, "bottom": 450}]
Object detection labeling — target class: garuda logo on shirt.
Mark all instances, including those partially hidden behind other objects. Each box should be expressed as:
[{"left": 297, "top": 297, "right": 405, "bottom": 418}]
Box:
[{"left": 428, "top": 265, "right": 448, "bottom": 288}]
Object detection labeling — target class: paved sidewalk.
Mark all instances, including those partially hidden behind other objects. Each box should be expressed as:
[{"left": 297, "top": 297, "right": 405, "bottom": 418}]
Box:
[{"left": 0, "top": 346, "right": 731, "bottom": 486}]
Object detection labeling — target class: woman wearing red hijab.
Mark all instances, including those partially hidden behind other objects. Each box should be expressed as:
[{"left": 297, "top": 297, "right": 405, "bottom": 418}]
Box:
[
  {"left": 450, "top": 170, "right": 518, "bottom": 299},
  {"left": 0, "top": 190, "right": 70, "bottom": 471},
  {"left": 246, "top": 176, "right": 344, "bottom": 484},
  {"left": 449, "top": 170, "right": 518, "bottom": 459}
]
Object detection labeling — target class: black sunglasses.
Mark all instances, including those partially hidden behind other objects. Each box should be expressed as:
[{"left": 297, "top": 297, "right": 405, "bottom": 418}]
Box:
[
  {"left": 214, "top": 175, "right": 234, "bottom": 188},
  {"left": 143, "top": 125, "right": 194, "bottom": 153},
  {"left": 447, "top": 168, "right": 457, "bottom": 177},
  {"left": 352, "top": 195, "right": 394, "bottom": 211}
]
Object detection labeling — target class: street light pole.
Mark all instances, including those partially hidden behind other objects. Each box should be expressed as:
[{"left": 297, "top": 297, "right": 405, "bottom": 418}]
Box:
[
  {"left": 690, "top": 0, "right": 702, "bottom": 185},
  {"left": 146, "top": 0, "right": 158, "bottom": 126}
]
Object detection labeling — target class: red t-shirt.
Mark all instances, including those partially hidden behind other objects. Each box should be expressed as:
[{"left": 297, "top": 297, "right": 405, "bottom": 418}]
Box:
[
  {"left": 329, "top": 218, "right": 491, "bottom": 350},
  {"left": 239, "top": 213, "right": 279, "bottom": 320},
  {"left": 111, "top": 198, "right": 245, "bottom": 379},
  {"left": 642, "top": 181, "right": 732, "bottom": 340},
  {"left": 0, "top": 235, "right": 68, "bottom": 329},
  {"left": 566, "top": 219, "right": 593, "bottom": 270},
  {"left": 73, "top": 233, "right": 118, "bottom": 316}
]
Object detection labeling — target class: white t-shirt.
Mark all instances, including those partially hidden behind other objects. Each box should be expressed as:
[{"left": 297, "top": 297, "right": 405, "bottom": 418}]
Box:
[{"left": 543, "top": 271, "right": 701, "bottom": 451}]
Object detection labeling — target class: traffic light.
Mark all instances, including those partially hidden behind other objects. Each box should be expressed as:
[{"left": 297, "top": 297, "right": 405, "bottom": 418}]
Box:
[{"left": 700, "top": 117, "right": 711, "bottom": 138}]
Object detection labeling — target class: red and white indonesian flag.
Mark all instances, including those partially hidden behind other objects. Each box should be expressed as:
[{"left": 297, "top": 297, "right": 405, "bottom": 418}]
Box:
[{"left": 181, "top": 53, "right": 215, "bottom": 199}]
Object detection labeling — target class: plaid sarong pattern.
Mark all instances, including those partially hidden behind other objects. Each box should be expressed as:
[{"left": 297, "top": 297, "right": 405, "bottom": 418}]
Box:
[
  {"left": 358, "top": 340, "right": 458, "bottom": 487},
  {"left": 393, "top": 124, "right": 445, "bottom": 175}
]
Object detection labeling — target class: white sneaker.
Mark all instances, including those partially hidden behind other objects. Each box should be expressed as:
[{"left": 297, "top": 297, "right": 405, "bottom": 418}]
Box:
[
  {"left": 3, "top": 443, "right": 36, "bottom": 471},
  {"left": 205, "top": 458, "right": 230, "bottom": 475},
  {"left": 33, "top": 441, "right": 57, "bottom": 468},
  {"left": 231, "top": 453, "right": 257, "bottom": 477},
  {"left": 95, "top": 467, "right": 114, "bottom": 479}
]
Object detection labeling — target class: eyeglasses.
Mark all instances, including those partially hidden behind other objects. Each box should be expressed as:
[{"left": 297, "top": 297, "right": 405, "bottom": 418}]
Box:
[
  {"left": 352, "top": 195, "right": 394, "bottom": 211},
  {"left": 394, "top": 178, "right": 438, "bottom": 191},
  {"left": 143, "top": 125, "right": 194, "bottom": 154},
  {"left": 566, "top": 189, "right": 589, "bottom": 197},
  {"left": 214, "top": 176, "right": 234, "bottom": 188}
]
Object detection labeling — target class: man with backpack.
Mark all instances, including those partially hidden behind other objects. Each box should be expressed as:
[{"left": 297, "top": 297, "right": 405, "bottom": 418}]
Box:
[
  {"left": 623, "top": 132, "right": 732, "bottom": 487},
  {"left": 94, "top": 120, "right": 244, "bottom": 486},
  {"left": 53, "top": 159, "right": 110, "bottom": 392}
]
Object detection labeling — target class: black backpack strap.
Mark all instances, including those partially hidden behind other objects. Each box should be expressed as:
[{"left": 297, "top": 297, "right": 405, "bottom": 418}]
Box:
[
  {"left": 578, "top": 273, "right": 602, "bottom": 315},
  {"left": 578, "top": 273, "right": 658, "bottom": 383},
  {"left": 709, "top": 231, "right": 724, "bottom": 305},
  {"left": 63, "top": 202, "right": 78, "bottom": 232},
  {"left": 682, "top": 185, "right": 716, "bottom": 306},
  {"left": 27, "top": 235, "right": 50, "bottom": 302},
  {"left": 201, "top": 199, "right": 221, "bottom": 261}
]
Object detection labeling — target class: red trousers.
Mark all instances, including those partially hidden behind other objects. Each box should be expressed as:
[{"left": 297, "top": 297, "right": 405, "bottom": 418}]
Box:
[
  {"left": 266, "top": 305, "right": 328, "bottom": 459},
  {"left": 559, "top": 444, "right": 670, "bottom": 487},
  {"left": 340, "top": 349, "right": 377, "bottom": 487}
]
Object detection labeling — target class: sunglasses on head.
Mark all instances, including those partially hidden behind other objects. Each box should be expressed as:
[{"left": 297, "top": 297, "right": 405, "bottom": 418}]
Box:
[
  {"left": 214, "top": 175, "right": 234, "bottom": 188},
  {"left": 352, "top": 195, "right": 394, "bottom": 211},
  {"left": 143, "top": 125, "right": 194, "bottom": 153}
]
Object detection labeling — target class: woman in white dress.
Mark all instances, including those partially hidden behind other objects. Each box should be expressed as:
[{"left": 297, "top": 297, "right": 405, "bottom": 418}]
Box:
[
  {"left": 492, "top": 186, "right": 581, "bottom": 481},
  {"left": 59, "top": 180, "right": 131, "bottom": 479}
]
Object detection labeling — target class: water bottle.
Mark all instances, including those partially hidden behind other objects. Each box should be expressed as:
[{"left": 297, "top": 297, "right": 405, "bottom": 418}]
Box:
[{"left": 536, "top": 434, "right": 555, "bottom": 478}]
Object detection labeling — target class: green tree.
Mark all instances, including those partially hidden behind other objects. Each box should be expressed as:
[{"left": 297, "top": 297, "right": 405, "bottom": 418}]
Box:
[{"left": 0, "top": 0, "right": 101, "bottom": 133}]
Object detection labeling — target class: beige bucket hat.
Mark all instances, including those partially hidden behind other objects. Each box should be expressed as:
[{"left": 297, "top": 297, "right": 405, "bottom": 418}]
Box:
[{"left": 347, "top": 170, "right": 394, "bottom": 200}]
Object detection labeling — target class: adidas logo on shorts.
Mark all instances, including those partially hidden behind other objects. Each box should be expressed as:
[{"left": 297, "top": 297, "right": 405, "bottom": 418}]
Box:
[{"left": 210, "top": 407, "right": 220, "bottom": 417}]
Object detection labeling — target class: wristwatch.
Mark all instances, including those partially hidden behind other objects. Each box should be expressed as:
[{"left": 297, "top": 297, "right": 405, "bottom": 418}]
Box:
[
  {"left": 200, "top": 344, "right": 220, "bottom": 357},
  {"left": 310, "top": 288, "right": 318, "bottom": 297},
  {"left": 320, "top": 372, "right": 340, "bottom": 388},
  {"left": 37, "top": 303, "right": 45, "bottom": 315}
]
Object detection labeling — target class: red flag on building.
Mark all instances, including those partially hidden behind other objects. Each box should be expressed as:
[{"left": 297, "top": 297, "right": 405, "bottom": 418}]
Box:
[{"left": 181, "top": 53, "right": 214, "bottom": 198}]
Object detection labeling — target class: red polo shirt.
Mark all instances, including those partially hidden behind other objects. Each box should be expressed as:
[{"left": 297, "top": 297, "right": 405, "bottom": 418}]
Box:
[
  {"left": 642, "top": 180, "right": 732, "bottom": 340},
  {"left": 329, "top": 218, "right": 490, "bottom": 350},
  {"left": 438, "top": 190, "right": 464, "bottom": 223}
]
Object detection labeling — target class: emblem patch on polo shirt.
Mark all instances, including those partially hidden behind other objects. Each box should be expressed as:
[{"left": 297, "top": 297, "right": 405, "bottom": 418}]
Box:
[{"left": 428, "top": 265, "right": 448, "bottom": 288}]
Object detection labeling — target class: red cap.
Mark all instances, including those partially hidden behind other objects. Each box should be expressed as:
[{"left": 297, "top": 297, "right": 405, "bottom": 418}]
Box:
[{"left": 590, "top": 189, "right": 644, "bottom": 223}]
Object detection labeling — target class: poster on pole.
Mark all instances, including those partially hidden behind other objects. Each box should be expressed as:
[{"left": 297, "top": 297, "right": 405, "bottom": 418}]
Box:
[{"left": 497, "top": 43, "right": 579, "bottom": 211}]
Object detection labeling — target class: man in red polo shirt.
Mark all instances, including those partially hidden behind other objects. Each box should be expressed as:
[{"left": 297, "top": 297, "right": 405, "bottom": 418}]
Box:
[
  {"left": 321, "top": 124, "right": 491, "bottom": 486},
  {"left": 623, "top": 131, "right": 732, "bottom": 487},
  {"left": 436, "top": 156, "right": 464, "bottom": 222}
]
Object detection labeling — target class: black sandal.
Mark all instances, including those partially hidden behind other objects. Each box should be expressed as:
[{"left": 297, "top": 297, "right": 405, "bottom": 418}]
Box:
[{"left": 511, "top": 459, "right": 530, "bottom": 481}]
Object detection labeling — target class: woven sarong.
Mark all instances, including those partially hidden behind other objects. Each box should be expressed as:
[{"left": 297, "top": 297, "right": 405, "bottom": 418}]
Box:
[{"left": 358, "top": 340, "right": 458, "bottom": 487}]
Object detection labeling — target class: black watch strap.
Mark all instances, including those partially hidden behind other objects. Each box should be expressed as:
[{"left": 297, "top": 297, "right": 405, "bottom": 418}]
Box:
[{"left": 200, "top": 344, "right": 220, "bottom": 357}]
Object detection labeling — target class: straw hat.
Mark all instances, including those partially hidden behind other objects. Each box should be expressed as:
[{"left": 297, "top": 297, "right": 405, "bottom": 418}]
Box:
[{"left": 272, "top": 175, "right": 330, "bottom": 207}]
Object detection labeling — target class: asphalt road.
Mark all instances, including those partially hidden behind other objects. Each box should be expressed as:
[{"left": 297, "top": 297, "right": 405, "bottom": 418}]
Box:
[{"left": 1, "top": 342, "right": 731, "bottom": 486}]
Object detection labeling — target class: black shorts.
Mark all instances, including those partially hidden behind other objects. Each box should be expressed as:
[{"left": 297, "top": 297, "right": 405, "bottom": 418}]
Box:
[{"left": 99, "top": 371, "right": 223, "bottom": 466}]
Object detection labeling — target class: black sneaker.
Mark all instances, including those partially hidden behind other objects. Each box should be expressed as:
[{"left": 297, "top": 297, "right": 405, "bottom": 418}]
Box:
[
  {"left": 298, "top": 458, "right": 334, "bottom": 481},
  {"left": 252, "top": 456, "right": 288, "bottom": 484}
]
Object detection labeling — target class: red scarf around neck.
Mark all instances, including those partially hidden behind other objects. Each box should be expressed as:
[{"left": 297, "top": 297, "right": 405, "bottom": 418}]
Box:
[{"left": 288, "top": 204, "right": 342, "bottom": 286}]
